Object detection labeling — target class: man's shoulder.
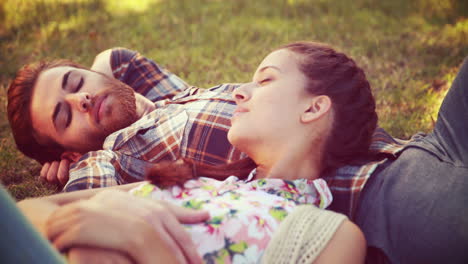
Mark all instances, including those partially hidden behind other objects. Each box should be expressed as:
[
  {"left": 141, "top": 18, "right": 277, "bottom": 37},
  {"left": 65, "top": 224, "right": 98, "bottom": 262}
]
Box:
[
  {"left": 328, "top": 127, "right": 407, "bottom": 179},
  {"left": 91, "top": 49, "right": 113, "bottom": 77},
  {"left": 323, "top": 127, "right": 409, "bottom": 217},
  {"left": 90, "top": 47, "right": 139, "bottom": 79},
  {"left": 108, "top": 47, "right": 139, "bottom": 74},
  {"left": 369, "top": 127, "right": 408, "bottom": 157}
]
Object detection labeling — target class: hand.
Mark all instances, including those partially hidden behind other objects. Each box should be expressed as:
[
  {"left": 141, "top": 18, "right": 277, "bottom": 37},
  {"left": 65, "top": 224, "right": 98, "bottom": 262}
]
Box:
[
  {"left": 47, "top": 200, "right": 178, "bottom": 264},
  {"left": 68, "top": 247, "right": 133, "bottom": 264},
  {"left": 47, "top": 190, "right": 209, "bottom": 264},
  {"left": 40, "top": 159, "right": 70, "bottom": 187},
  {"left": 93, "top": 191, "right": 211, "bottom": 263}
]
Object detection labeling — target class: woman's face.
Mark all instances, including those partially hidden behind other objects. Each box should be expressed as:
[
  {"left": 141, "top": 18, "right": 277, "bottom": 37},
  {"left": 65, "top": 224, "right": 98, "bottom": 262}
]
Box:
[{"left": 228, "top": 48, "right": 312, "bottom": 156}]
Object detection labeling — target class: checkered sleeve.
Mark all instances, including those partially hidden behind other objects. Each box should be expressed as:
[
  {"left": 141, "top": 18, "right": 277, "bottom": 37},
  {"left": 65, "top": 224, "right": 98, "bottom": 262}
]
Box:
[
  {"left": 110, "top": 48, "right": 190, "bottom": 102},
  {"left": 63, "top": 150, "right": 148, "bottom": 191}
]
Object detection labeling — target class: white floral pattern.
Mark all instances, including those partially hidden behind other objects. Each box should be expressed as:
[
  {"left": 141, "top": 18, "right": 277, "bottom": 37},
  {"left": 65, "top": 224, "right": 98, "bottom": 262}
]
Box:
[{"left": 130, "top": 173, "right": 332, "bottom": 263}]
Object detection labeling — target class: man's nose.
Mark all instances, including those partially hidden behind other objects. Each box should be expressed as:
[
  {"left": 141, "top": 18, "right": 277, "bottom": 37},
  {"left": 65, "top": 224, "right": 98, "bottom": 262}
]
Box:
[
  {"left": 232, "top": 83, "right": 253, "bottom": 103},
  {"left": 65, "top": 92, "right": 92, "bottom": 112}
]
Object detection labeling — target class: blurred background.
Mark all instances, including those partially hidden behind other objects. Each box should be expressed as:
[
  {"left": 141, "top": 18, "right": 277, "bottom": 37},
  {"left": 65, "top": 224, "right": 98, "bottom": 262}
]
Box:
[{"left": 1, "top": 0, "right": 467, "bottom": 199}]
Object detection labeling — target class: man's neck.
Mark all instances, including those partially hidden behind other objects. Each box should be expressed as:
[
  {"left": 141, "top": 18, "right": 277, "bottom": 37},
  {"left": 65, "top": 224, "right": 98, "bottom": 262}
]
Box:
[{"left": 135, "top": 93, "right": 156, "bottom": 119}]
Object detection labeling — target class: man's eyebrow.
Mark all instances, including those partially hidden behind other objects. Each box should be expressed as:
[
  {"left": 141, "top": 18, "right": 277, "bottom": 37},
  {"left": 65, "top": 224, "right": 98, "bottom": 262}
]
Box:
[
  {"left": 258, "top": 65, "right": 282, "bottom": 73},
  {"left": 52, "top": 102, "right": 61, "bottom": 129},
  {"left": 62, "top": 70, "right": 71, "bottom": 90}
]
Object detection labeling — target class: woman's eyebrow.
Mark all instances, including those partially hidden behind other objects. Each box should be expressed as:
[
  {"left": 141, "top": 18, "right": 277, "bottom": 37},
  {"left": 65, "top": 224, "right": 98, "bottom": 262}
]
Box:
[
  {"left": 258, "top": 65, "right": 282, "bottom": 73},
  {"left": 62, "top": 70, "right": 71, "bottom": 90}
]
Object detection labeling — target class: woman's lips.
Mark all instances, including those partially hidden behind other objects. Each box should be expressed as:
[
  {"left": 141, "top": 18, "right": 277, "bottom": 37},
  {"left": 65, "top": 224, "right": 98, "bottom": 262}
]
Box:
[{"left": 232, "top": 106, "right": 249, "bottom": 118}]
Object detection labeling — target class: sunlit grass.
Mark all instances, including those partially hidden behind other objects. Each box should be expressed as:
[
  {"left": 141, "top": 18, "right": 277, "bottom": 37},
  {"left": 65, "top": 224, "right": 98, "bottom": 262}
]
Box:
[{"left": 104, "top": 0, "right": 161, "bottom": 14}]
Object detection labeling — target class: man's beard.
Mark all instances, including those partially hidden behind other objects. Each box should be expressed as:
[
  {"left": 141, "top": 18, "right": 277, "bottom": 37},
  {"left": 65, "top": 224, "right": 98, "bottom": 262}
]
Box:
[{"left": 99, "top": 76, "right": 138, "bottom": 136}]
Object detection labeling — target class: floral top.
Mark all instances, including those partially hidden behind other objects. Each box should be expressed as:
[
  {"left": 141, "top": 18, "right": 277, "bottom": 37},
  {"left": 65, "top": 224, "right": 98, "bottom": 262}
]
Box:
[{"left": 130, "top": 171, "right": 332, "bottom": 263}]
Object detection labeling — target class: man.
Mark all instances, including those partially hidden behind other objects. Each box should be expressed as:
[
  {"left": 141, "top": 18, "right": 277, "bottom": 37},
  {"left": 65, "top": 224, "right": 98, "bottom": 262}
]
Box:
[
  {"left": 8, "top": 48, "right": 468, "bottom": 263},
  {"left": 8, "top": 48, "right": 248, "bottom": 191}
]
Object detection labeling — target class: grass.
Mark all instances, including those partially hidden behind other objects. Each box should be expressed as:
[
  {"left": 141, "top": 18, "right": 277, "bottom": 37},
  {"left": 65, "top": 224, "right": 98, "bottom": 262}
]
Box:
[{"left": 1, "top": 0, "right": 467, "bottom": 200}]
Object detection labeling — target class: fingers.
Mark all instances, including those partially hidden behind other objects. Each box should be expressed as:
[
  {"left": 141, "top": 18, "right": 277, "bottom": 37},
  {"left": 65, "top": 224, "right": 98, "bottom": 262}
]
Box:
[
  {"left": 52, "top": 222, "right": 85, "bottom": 251},
  {"left": 47, "top": 161, "right": 59, "bottom": 185},
  {"left": 40, "top": 159, "right": 71, "bottom": 186},
  {"left": 149, "top": 220, "right": 188, "bottom": 264},
  {"left": 164, "top": 202, "right": 210, "bottom": 224},
  {"left": 161, "top": 212, "right": 202, "bottom": 264},
  {"left": 46, "top": 203, "right": 88, "bottom": 242},
  {"left": 40, "top": 162, "right": 50, "bottom": 182},
  {"left": 139, "top": 202, "right": 201, "bottom": 264},
  {"left": 47, "top": 192, "right": 204, "bottom": 264},
  {"left": 57, "top": 159, "right": 70, "bottom": 186},
  {"left": 47, "top": 200, "right": 147, "bottom": 259},
  {"left": 68, "top": 247, "right": 133, "bottom": 264}
]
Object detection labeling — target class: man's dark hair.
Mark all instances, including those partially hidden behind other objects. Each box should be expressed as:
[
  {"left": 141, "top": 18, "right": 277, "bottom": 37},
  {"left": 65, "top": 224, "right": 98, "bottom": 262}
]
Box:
[{"left": 7, "top": 60, "right": 87, "bottom": 164}]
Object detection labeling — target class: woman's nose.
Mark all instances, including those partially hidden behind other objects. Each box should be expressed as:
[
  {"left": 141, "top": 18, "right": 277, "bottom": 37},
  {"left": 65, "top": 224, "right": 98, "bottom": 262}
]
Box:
[
  {"left": 232, "top": 83, "right": 253, "bottom": 103},
  {"left": 65, "top": 92, "right": 92, "bottom": 112}
]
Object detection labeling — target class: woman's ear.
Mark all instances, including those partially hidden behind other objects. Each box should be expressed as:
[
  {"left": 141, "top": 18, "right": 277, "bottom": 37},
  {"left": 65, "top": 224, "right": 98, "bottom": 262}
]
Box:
[
  {"left": 300, "top": 95, "right": 332, "bottom": 123},
  {"left": 60, "top": 151, "right": 82, "bottom": 163}
]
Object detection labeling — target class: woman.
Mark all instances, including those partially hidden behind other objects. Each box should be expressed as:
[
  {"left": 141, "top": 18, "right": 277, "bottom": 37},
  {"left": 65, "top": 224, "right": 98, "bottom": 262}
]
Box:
[{"left": 18, "top": 41, "right": 376, "bottom": 263}]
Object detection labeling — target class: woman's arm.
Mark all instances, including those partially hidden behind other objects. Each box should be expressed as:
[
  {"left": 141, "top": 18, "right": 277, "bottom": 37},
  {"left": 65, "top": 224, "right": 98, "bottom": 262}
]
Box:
[{"left": 313, "top": 220, "right": 366, "bottom": 264}]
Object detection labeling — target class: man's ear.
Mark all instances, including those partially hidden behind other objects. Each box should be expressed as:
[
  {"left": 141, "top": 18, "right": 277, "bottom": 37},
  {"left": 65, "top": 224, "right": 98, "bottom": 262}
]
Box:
[
  {"left": 300, "top": 95, "right": 332, "bottom": 123},
  {"left": 60, "top": 151, "right": 82, "bottom": 163}
]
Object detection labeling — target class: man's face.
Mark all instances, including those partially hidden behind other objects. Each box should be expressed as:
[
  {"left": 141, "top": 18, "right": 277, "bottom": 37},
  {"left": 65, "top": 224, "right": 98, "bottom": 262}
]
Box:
[{"left": 30, "top": 66, "right": 137, "bottom": 154}]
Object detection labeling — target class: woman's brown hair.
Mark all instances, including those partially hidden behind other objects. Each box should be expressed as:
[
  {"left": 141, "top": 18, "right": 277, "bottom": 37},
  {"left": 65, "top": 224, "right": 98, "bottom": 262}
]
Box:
[{"left": 280, "top": 41, "right": 377, "bottom": 172}]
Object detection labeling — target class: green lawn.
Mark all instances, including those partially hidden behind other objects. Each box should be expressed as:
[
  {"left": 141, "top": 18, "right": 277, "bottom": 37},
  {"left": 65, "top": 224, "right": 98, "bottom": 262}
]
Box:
[{"left": 1, "top": 0, "right": 467, "bottom": 200}]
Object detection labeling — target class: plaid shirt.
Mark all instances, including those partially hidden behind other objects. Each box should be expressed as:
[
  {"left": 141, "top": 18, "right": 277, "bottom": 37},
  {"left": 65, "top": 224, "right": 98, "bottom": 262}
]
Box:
[
  {"left": 64, "top": 48, "right": 247, "bottom": 192},
  {"left": 64, "top": 48, "right": 407, "bottom": 219}
]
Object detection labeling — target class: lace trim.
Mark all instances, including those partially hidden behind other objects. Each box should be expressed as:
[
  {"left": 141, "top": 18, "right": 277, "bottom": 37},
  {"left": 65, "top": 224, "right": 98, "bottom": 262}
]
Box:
[{"left": 262, "top": 205, "right": 347, "bottom": 263}]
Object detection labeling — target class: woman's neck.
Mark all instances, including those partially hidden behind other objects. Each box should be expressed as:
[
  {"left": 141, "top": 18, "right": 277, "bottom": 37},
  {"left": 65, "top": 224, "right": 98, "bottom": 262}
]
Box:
[{"left": 254, "top": 137, "right": 325, "bottom": 181}]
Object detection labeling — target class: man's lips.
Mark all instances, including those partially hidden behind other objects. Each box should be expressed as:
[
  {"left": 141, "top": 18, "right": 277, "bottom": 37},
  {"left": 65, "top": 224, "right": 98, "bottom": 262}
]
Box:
[{"left": 93, "top": 95, "right": 107, "bottom": 124}]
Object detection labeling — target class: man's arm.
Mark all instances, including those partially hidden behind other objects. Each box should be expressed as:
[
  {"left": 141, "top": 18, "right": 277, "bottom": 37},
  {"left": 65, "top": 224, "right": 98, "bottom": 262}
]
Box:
[
  {"left": 90, "top": 49, "right": 113, "bottom": 77},
  {"left": 62, "top": 150, "right": 147, "bottom": 191},
  {"left": 102, "top": 47, "right": 190, "bottom": 101}
]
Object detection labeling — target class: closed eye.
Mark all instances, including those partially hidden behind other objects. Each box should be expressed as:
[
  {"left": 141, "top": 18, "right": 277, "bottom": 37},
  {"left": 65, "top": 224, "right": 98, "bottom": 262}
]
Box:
[
  {"left": 259, "top": 78, "right": 272, "bottom": 85},
  {"left": 52, "top": 102, "right": 72, "bottom": 131},
  {"left": 74, "top": 77, "right": 84, "bottom": 92},
  {"left": 64, "top": 103, "right": 72, "bottom": 128}
]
